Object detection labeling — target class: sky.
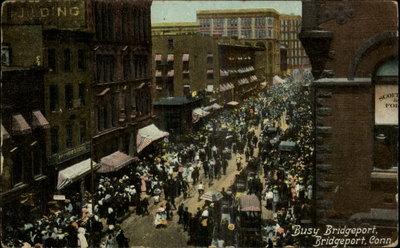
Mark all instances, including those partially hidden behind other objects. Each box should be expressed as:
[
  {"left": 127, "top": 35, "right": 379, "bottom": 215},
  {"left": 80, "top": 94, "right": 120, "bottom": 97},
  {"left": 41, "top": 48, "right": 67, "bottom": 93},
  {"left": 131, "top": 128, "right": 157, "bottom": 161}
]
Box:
[{"left": 151, "top": 1, "right": 302, "bottom": 23}]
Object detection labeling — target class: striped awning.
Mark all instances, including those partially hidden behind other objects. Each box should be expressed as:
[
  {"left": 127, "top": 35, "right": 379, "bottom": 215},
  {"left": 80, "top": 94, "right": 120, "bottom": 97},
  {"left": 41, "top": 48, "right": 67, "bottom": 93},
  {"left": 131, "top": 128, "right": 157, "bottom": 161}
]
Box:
[
  {"left": 57, "top": 158, "right": 99, "bottom": 190},
  {"left": 182, "top": 54, "right": 189, "bottom": 61},
  {"left": 32, "top": 111, "right": 50, "bottom": 129},
  {"left": 155, "top": 54, "right": 162, "bottom": 61},
  {"left": 137, "top": 124, "right": 169, "bottom": 153},
  {"left": 167, "top": 54, "right": 174, "bottom": 62},
  {"left": 97, "top": 151, "right": 137, "bottom": 173},
  {"left": 12, "top": 114, "right": 31, "bottom": 135}
]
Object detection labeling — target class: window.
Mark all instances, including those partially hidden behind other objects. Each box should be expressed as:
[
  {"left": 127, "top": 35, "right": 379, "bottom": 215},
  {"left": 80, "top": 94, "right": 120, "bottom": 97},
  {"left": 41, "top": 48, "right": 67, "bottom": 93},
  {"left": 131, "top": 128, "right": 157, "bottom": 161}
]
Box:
[
  {"left": 96, "top": 55, "right": 115, "bottom": 82},
  {"left": 65, "top": 84, "right": 73, "bottom": 109},
  {"left": 11, "top": 147, "right": 23, "bottom": 185},
  {"left": 241, "top": 30, "right": 251, "bottom": 38},
  {"left": 227, "top": 18, "right": 238, "bottom": 27},
  {"left": 111, "top": 96, "right": 117, "bottom": 127},
  {"left": 31, "top": 142, "right": 42, "bottom": 177},
  {"left": 79, "top": 83, "right": 86, "bottom": 106},
  {"left": 51, "top": 126, "right": 59, "bottom": 154},
  {"left": 268, "top": 18, "right": 273, "bottom": 26},
  {"left": 66, "top": 124, "right": 73, "bottom": 148},
  {"left": 207, "top": 54, "right": 213, "bottom": 64},
  {"left": 49, "top": 85, "right": 59, "bottom": 112},
  {"left": 214, "top": 18, "right": 224, "bottom": 28},
  {"left": 77, "top": 49, "right": 85, "bottom": 71},
  {"left": 64, "top": 48, "right": 71, "bottom": 72},
  {"left": 183, "top": 72, "right": 190, "bottom": 79},
  {"left": 168, "top": 39, "right": 174, "bottom": 49},
  {"left": 241, "top": 18, "right": 251, "bottom": 27},
  {"left": 255, "top": 17, "right": 266, "bottom": 27},
  {"left": 373, "top": 58, "right": 398, "bottom": 170},
  {"left": 48, "top": 49, "right": 56, "bottom": 71},
  {"left": 123, "top": 54, "right": 131, "bottom": 80},
  {"left": 79, "top": 121, "right": 86, "bottom": 144}
]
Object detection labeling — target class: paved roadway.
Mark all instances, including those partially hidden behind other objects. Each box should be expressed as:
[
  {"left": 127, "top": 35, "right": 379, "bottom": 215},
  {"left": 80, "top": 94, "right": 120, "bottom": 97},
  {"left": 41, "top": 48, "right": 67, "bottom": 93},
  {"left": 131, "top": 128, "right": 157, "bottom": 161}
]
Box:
[{"left": 121, "top": 124, "right": 263, "bottom": 247}]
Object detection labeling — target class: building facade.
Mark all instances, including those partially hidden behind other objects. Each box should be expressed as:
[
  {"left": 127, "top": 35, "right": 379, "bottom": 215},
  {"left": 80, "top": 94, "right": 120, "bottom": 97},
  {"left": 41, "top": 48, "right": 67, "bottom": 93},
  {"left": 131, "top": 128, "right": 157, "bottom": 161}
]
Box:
[
  {"left": 152, "top": 23, "right": 219, "bottom": 100},
  {"left": 91, "top": 0, "right": 153, "bottom": 162},
  {"left": 1, "top": 66, "right": 50, "bottom": 235},
  {"left": 300, "top": 0, "right": 398, "bottom": 234},
  {"left": 197, "top": 9, "right": 281, "bottom": 82},
  {"left": 280, "top": 14, "right": 310, "bottom": 73}
]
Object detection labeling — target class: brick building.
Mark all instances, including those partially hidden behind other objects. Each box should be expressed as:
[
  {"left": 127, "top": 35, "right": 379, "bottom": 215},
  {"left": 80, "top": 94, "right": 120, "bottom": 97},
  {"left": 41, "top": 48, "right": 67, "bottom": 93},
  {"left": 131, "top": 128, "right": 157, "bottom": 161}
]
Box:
[
  {"left": 152, "top": 23, "right": 218, "bottom": 100},
  {"left": 280, "top": 14, "right": 310, "bottom": 73},
  {"left": 300, "top": 0, "right": 398, "bottom": 233},
  {"left": 1, "top": 66, "right": 50, "bottom": 234},
  {"left": 152, "top": 23, "right": 264, "bottom": 104},
  {"left": 197, "top": 9, "right": 281, "bottom": 82},
  {"left": 91, "top": 0, "right": 154, "bottom": 161},
  {"left": 1, "top": 1, "right": 93, "bottom": 194}
]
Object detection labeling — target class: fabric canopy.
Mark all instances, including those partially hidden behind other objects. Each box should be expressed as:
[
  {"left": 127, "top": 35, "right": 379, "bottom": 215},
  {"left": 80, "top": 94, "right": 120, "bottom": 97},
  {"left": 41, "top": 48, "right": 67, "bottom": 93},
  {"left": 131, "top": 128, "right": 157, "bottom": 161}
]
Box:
[
  {"left": 182, "top": 54, "right": 189, "bottom": 61},
  {"left": 57, "top": 158, "right": 98, "bottom": 190},
  {"left": 1, "top": 124, "right": 10, "bottom": 140},
  {"left": 279, "top": 140, "right": 296, "bottom": 151},
  {"left": 155, "top": 54, "right": 162, "bottom": 61},
  {"left": 167, "top": 70, "right": 174, "bottom": 77},
  {"left": 192, "top": 108, "right": 210, "bottom": 123},
  {"left": 239, "top": 194, "right": 261, "bottom": 211},
  {"left": 200, "top": 190, "right": 223, "bottom": 202},
  {"left": 97, "top": 151, "right": 136, "bottom": 173},
  {"left": 227, "top": 101, "right": 239, "bottom": 106},
  {"left": 137, "top": 124, "right": 169, "bottom": 153},
  {"left": 167, "top": 54, "right": 174, "bottom": 62},
  {"left": 155, "top": 70, "right": 162, "bottom": 77},
  {"left": 12, "top": 114, "right": 31, "bottom": 134},
  {"left": 211, "top": 103, "right": 223, "bottom": 110},
  {"left": 32, "top": 111, "right": 50, "bottom": 129},
  {"left": 273, "top": 75, "right": 285, "bottom": 84}
]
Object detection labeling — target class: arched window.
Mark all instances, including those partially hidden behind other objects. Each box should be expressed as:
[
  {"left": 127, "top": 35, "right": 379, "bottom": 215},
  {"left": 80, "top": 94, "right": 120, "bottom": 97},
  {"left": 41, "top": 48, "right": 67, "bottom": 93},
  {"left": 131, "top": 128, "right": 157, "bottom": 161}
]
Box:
[{"left": 373, "top": 57, "right": 398, "bottom": 170}]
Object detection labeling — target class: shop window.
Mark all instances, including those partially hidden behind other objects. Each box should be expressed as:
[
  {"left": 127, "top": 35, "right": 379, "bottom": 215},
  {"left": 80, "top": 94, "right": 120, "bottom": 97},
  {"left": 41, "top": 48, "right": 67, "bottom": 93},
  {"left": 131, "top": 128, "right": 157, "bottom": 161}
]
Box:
[
  {"left": 31, "top": 142, "right": 43, "bottom": 177},
  {"left": 11, "top": 147, "right": 23, "bottom": 186},
  {"left": 50, "top": 126, "right": 59, "bottom": 154},
  {"left": 373, "top": 58, "right": 398, "bottom": 170}
]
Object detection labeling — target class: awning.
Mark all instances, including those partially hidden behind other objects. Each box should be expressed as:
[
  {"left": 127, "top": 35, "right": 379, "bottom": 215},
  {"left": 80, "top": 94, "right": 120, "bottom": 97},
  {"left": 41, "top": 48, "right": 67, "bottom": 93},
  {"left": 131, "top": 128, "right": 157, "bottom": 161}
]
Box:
[
  {"left": 12, "top": 114, "right": 31, "bottom": 134},
  {"left": 207, "top": 53, "right": 213, "bottom": 58},
  {"left": 155, "top": 54, "right": 162, "bottom": 61},
  {"left": 273, "top": 75, "right": 285, "bottom": 84},
  {"left": 57, "top": 158, "right": 99, "bottom": 190},
  {"left": 239, "top": 194, "right": 261, "bottom": 211},
  {"left": 206, "top": 85, "right": 214, "bottom": 92},
  {"left": 32, "top": 111, "right": 50, "bottom": 129},
  {"left": 193, "top": 108, "right": 210, "bottom": 117},
  {"left": 97, "top": 88, "right": 110, "bottom": 96},
  {"left": 167, "top": 54, "right": 174, "bottom": 62},
  {"left": 182, "top": 54, "right": 189, "bottom": 62},
  {"left": 211, "top": 103, "right": 223, "bottom": 110},
  {"left": 219, "top": 84, "right": 226, "bottom": 92},
  {"left": 137, "top": 124, "right": 169, "bottom": 153},
  {"left": 97, "top": 151, "right": 136, "bottom": 173},
  {"left": 136, "top": 82, "right": 146, "bottom": 89},
  {"left": 182, "top": 70, "right": 189, "bottom": 74},
  {"left": 1, "top": 124, "right": 10, "bottom": 140},
  {"left": 227, "top": 101, "right": 239, "bottom": 106},
  {"left": 167, "top": 70, "right": 174, "bottom": 77},
  {"left": 155, "top": 70, "right": 162, "bottom": 77},
  {"left": 207, "top": 69, "right": 214, "bottom": 74},
  {"left": 279, "top": 140, "right": 296, "bottom": 151}
]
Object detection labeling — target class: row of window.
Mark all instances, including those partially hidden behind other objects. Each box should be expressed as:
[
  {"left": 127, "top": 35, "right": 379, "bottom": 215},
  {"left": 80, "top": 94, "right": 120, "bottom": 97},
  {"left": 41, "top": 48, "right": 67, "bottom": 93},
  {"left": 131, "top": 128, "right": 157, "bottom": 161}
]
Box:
[
  {"left": 94, "top": 2, "right": 150, "bottom": 43},
  {"left": 49, "top": 84, "right": 86, "bottom": 112},
  {"left": 281, "top": 32, "right": 299, "bottom": 41},
  {"left": 50, "top": 122, "right": 87, "bottom": 154},
  {"left": 10, "top": 142, "right": 44, "bottom": 186},
  {"left": 288, "top": 49, "right": 304, "bottom": 57},
  {"left": 47, "top": 48, "right": 86, "bottom": 72},
  {"left": 199, "top": 17, "right": 275, "bottom": 28},
  {"left": 281, "top": 19, "right": 301, "bottom": 27}
]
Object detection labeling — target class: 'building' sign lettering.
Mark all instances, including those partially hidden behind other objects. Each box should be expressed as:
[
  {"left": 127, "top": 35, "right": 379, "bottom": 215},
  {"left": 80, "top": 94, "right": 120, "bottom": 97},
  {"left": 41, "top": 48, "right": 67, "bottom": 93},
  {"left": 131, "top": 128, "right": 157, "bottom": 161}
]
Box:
[
  {"left": 3, "top": 0, "right": 85, "bottom": 29},
  {"left": 375, "top": 85, "right": 398, "bottom": 125}
]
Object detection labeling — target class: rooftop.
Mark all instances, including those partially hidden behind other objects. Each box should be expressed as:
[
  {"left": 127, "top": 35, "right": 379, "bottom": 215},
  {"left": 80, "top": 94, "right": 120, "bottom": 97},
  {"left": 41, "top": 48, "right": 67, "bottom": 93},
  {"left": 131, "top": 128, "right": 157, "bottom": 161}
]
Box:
[
  {"left": 197, "top": 8, "right": 279, "bottom": 16},
  {"left": 153, "top": 96, "right": 202, "bottom": 106}
]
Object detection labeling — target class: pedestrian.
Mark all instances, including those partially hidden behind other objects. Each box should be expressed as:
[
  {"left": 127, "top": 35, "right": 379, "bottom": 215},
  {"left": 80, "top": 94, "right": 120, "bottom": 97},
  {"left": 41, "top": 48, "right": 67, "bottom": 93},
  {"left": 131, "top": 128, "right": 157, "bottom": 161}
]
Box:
[
  {"left": 197, "top": 182, "right": 204, "bottom": 201},
  {"left": 177, "top": 203, "right": 184, "bottom": 224},
  {"left": 77, "top": 227, "right": 88, "bottom": 248},
  {"left": 183, "top": 207, "right": 190, "bottom": 231},
  {"left": 115, "top": 229, "right": 129, "bottom": 248}
]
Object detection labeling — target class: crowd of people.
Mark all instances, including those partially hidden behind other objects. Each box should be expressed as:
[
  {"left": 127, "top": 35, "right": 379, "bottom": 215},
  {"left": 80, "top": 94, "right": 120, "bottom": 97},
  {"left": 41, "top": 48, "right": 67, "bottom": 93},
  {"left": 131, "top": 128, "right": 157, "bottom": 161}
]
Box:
[{"left": 2, "top": 70, "right": 315, "bottom": 248}]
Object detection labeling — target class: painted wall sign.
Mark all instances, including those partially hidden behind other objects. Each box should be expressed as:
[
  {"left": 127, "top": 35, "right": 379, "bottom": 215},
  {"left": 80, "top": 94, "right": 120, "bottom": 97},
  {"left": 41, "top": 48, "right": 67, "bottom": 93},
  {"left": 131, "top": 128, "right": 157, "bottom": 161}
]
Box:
[
  {"left": 3, "top": 0, "right": 86, "bottom": 30},
  {"left": 375, "top": 85, "right": 398, "bottom": 125}
]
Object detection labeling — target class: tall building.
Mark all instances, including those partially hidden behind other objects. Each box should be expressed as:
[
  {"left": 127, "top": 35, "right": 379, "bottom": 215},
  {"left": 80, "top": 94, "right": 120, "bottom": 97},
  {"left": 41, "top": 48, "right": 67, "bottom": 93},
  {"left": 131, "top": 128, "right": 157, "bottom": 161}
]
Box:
[
  {"left": 91, "top": 0, "right": 153, "bottom": 162},
  {"left": 300, "top": 0, "right": 398, "bottom": 236},
  {"left": 196, "top": 9, "right": 281, "bottom": 82},
  {"left": 1, "top": 0, "right": 93, "bottom": 195},
  {"left": 152, "top": 23, "right": 264, "bottom": 103},
  {"left": 280, "top": 14, "right": 310, "bottom": 73}
]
